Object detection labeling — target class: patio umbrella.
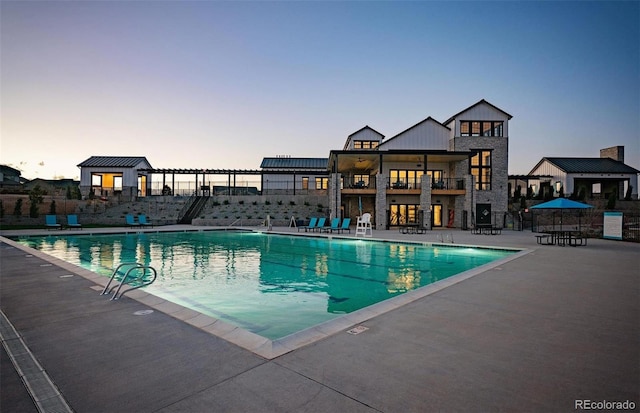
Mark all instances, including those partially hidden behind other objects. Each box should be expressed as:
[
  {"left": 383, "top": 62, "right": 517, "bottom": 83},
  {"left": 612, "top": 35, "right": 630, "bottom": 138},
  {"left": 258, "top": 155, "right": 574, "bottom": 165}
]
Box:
[{"left": 530, "top": 198, "right": 594, "bottom": 231}]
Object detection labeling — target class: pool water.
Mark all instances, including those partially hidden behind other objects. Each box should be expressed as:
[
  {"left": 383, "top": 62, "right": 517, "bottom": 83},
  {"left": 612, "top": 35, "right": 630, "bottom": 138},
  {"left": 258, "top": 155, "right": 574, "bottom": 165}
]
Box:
[{"left": 15, "top": 231, "right": 515, "bottom": 339}]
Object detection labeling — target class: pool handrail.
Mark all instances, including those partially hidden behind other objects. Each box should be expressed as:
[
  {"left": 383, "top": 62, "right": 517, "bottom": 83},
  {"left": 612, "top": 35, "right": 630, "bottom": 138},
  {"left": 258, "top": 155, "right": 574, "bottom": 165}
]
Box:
[{"left": 101, "top": 262, "right": 158, "bottom": 300}]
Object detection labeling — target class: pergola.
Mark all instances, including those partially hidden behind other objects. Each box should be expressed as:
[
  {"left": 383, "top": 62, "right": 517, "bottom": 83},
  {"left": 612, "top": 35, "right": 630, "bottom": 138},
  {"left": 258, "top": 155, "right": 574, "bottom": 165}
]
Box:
[{"left": 137, "top": 168, "right": 329, "bottom": 196}]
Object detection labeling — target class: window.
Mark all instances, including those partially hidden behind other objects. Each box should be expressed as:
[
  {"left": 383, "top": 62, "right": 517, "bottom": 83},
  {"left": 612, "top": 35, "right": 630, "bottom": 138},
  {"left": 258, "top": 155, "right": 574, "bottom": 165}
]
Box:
[
  {"left": 389, "top": 169, "right": 424, "bottom": 189},
  {"left": 353, "top": 174, "right": 369, "bottom": 188},
  {"left": 91, "top": 174, "right": 102, "bottom": 186},
  {"left": 389, "top": 204, "right": 420, "bottom": 225},
  {"left": 470, "top": 150, "right": 492, "bottom": 190},
  {"left": 354, "top": 140, "right": 379, "bottom": 149},
  {"left": 315, "top": 177, "right": 328, "bottom": 190},
  {"left": 302, "top": 177, "right": 309, "bottom": 190},
  {"left": 460, "top": 121, "right": 503, "bottom": 137}
]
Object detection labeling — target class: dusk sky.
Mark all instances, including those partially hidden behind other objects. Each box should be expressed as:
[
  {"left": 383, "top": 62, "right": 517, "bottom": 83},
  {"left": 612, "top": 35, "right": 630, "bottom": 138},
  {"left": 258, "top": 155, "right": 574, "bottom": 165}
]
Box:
[{"left": 1, "top": 1, "right": 638, "bottom": 180}]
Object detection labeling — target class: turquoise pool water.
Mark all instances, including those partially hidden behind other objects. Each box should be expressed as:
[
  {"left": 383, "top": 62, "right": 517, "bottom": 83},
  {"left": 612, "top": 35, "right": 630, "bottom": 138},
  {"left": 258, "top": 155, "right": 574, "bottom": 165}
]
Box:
[{"left": 15, "top": 231, "right": 515, "bottom": 339}]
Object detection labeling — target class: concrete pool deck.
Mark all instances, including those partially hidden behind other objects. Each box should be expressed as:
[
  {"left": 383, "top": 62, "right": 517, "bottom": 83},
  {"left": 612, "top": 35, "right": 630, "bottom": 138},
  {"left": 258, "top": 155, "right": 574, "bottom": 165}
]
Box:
[{"left": 1, "top": 226, "right": 638, "bottom": 412}]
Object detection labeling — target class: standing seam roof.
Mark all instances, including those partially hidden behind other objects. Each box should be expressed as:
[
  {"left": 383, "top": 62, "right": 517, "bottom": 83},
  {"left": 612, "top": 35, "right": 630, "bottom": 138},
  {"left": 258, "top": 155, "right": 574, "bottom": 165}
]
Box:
[{"left": 544, "top": 157, "right": 639, "bottom": 174}]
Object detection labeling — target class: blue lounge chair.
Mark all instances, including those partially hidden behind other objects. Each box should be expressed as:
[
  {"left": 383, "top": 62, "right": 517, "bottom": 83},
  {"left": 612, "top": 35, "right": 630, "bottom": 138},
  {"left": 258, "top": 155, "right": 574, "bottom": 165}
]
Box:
[
  {"left": 298, "top": 217, "right": 318, "bottom": 232},
  {"left": 323, "top": 217, "right": 341, "bottom": 232},
  {"left": 138, "top": 214, "right": 153, "bottom": 227},
  {"left": 314, "top": 217, "right": 327, "bottom": 232},
  {"left": 45, "top": 215, "right": 62, "bottom": 230},
  {"left": 66, "top": 214, "right": 82, "bottom": 229},
  {"left": 335, "top": 218, "right": 351, "bottom": 233},
  {"left": 125, "top": 214, "right": 140, "bottom": 227}
]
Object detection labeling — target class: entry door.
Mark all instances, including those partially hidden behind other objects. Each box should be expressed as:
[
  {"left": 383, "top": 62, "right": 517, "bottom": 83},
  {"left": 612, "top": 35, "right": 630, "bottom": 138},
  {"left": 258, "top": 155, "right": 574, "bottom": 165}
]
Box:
[
  {"left": 431, "top": 204, "right": 443, "bottom": 227},
  {"left": 476, "top": 203, "right": 492, "bottom": 226}
]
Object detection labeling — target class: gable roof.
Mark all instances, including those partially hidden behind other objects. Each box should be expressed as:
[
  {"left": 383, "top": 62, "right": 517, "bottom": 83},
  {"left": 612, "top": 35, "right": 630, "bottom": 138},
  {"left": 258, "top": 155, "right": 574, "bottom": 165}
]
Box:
[
  {"left": 77, "top": 156, "right": 152, "bottom": 168},
  {"left": 379, "top": 116, "right": 449, "bottom": 148},
  {"left": 260, "top": 157, "right": 328, "bottom": 170},
  {"left": 531, "top": 157, "right": 640, "bottom": 175},
  {"left": 444, "top": 99, "right": 513, "bottom": 125},
  {"left": 343, "top": 125, "right": 385, "bottom": 150},
  {"left": 347, "top": 125, "right": 385, "bottom": 139}
]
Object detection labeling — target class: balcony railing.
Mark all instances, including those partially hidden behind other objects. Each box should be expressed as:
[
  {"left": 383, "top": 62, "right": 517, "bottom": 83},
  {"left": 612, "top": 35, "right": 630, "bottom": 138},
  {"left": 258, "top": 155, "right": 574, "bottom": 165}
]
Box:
[
  {"left": 344, "top": 178, "right": 376, "bottom": 189},
  {"left": 431, "top": 178, "right": 465, "bottom": 191}
]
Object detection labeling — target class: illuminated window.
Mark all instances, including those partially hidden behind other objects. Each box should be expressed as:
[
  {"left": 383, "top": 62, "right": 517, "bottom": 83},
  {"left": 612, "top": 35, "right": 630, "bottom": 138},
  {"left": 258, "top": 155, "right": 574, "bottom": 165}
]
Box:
[
  {"left": 315, "top": 177, "right": 328, "bottom": 190},
  {"left": 460, "top": 121, "right": 503, "bottom": 137},
  {"left": 302, "top": 177, "right": 309, "bottom": 190},
  {"left": 470, "top": 150, "right": 492, "bottom": 190},
  {"left": 389, "top": 170, "right": 423, "bottom": 189},
  {"left": 354, "top": 140, "right": 379, "bottom": 149}
]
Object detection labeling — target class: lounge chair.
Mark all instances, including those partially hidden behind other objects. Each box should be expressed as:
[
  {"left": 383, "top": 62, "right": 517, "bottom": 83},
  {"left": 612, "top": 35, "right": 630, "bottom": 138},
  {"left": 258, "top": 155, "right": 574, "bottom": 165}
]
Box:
[
  {"left": 125, "top": 214, "right": 140, "bottom": 227},
  {"left": 66, "top": 214, "right": 82, "bottom": 229},
  {"left": 314, "top": 217, "right": 327, "bottom": 232},
  {"left": 335, "top": 218, "right": 351, "bottom": 233},
  {"left": 298, "top": 217, "right": 318, "bottom": 232},
  {"left": 138, "top": 214, "right": 153, "bottom": 227},
  {"left": 323, "top": 217, "right": 341, "bottom": 232},
  {"left": 45, "top": 215, "right": 62, "bottom": 230}
]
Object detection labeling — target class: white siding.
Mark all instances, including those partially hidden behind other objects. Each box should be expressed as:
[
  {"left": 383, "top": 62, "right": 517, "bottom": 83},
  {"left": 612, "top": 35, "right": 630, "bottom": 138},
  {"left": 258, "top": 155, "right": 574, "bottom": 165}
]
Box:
[
  {"left": 530, "top": 160, "right": 569, "bottom": 193},
  {"left": 379, "top": 119, "right": 449, "bottom": 150},
  {"left": 452, "top": 103, "right": 510, "bottom": 138}
]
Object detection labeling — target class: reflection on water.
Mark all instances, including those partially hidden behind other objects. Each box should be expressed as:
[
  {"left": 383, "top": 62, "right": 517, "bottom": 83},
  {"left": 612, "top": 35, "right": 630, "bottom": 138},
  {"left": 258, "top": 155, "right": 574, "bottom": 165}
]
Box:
[{"left": 17, "top": 231, "right": 514, "bottom": 339}]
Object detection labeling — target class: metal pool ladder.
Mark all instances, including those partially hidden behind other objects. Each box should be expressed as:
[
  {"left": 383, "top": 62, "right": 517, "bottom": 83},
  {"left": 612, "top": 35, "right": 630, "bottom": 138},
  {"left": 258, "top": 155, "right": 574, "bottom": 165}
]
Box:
[{"left": 100, "top": 262, "right": 158, "bottom": 300}]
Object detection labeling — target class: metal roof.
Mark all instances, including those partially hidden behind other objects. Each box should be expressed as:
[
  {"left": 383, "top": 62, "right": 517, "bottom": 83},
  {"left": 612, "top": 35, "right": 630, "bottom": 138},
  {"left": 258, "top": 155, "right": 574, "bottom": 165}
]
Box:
[
  {"left": 260, "top": 157, "right": 328, "bottom": 170},
  {"left": 543, "top": 157, "right": 639, "bottom": 174},
  {"left": 77, "top": 156, "right": 151, "bottom": 168}
]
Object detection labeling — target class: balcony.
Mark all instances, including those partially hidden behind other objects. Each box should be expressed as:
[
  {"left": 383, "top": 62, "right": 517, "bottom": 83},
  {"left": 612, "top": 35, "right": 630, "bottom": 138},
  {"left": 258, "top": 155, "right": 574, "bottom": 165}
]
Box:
[
  {"left": 341, "top": 178, "right": 377, "bottom": 194},
  {"left": 431, "top": 178, "right": 466, "bottom": 195}
]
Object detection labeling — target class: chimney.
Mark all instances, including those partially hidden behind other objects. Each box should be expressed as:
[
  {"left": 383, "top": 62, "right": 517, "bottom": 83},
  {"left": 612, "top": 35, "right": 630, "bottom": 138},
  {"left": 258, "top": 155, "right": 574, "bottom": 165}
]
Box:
[{"left": 600, "top": 146, "right": 624, "bottom": 163}]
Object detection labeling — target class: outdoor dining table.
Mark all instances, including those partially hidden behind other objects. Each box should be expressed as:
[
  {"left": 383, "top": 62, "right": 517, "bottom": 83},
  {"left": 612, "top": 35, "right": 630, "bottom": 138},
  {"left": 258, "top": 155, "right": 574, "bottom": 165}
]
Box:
[{"left": 544, "top": 230, "right": 586, "bottom": 246}]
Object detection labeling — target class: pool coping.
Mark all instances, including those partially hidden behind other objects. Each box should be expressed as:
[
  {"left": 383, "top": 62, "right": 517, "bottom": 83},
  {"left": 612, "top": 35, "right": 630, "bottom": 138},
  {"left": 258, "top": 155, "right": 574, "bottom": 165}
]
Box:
[{"left": 0, "top": 230, "right": 531, "bottom": 359}]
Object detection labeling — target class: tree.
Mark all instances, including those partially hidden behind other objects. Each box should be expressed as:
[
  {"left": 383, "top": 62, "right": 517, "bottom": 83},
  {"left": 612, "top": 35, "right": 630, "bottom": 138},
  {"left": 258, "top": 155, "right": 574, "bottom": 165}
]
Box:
[
  {"left": 606, "top": 191, "right": 617, "bottom": 210},
  {"left": 624, "top": 185, "right": 633, "bottom": 201},
  {"left": 13, "top": 199, "right": 23, "bottom": 218},
  {"left": 28, "top": 184, "right": 45, "bottom": 218},
  {"left": 0, "top": 200, "right": 4, "bottom": 219},
  {"left": 49, "top": 200, "right": 57, "bottom": 214},
  {"left": 66, "top": 186, "right": 73, "bottom": 199}
]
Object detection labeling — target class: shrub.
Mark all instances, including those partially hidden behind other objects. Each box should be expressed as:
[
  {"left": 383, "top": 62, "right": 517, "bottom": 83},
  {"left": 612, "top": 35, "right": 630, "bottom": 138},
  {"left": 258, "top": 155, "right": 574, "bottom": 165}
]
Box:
[
  {"left": 289, "top": 201, "right": 296, "bottom": 206},
  {"left": 277, "top": 200, "right": 283, "bottom": 205},
  {"left": 223, "top": 200, "right": 229, "bottom": 205},
  {"left": 239, "top": 200, "right": 244, "bottom": 205},
  {"left": 252, "top": 201, "right": 258, "bottom": 205},
  {"left": 265, "top": 200, "right": 271, "bottom": 205},
  {"left": 13, "top": 199, "right": 23, "bottom": 217}
]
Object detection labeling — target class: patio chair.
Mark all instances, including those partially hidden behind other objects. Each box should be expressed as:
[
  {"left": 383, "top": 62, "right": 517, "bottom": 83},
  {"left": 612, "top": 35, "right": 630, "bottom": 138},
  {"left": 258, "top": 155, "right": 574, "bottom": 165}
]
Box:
[
  {"left": 298, "top": 217, "right": 318, "bottom": 232},
  {"left": 45, "top": 215, "right": 62, "bottom": 230},
  {"left": 323, "top": 217, "right": 341, "bottom": 232},
  {"left": 125, "top": 214, "right": 140, "bottom": 227},
  {"left": 313, "top": 217, "right": 327, "bottom": 232},
  {"left": 334, "top": 218, "right": 351, "bottom": 233},
  {"left": 66, "top": 214, "right": 82, "bottom": 229},
  {"left": 138, "top": 214, "right": 153, "bottom": 227}
]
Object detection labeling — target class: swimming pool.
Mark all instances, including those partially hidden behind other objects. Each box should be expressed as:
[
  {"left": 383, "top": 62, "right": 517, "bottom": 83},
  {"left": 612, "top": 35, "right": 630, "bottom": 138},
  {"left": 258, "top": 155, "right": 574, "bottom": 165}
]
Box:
[{"left": 14, "top": 230, "right": 516, "bottom": 340}]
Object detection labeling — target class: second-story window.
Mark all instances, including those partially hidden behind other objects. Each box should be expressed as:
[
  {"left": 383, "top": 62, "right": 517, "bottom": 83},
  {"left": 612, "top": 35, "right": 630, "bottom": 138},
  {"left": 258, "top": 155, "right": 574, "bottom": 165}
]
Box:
[
  {"left": 354, "top": 140, "right": 379, "bottom": 149},
  {"left": 460, "top": 121, "right": 503, "bottom": 137},
  {"left": 470, "top": 150, "right": 492, "bottom": 190}
]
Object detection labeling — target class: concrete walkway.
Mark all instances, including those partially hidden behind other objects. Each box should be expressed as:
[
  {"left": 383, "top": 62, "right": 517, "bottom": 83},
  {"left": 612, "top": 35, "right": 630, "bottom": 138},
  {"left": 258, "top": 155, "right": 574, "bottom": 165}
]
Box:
[{"left": 1, "top": 227, "right": 638, "bottom": 412}]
